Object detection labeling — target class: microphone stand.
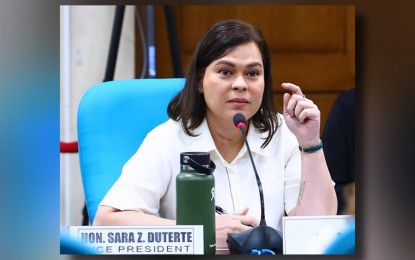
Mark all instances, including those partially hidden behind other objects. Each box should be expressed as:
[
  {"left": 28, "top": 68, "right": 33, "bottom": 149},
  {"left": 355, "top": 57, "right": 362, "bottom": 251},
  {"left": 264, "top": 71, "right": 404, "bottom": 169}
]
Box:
[
  {"left": 226, "top": 114, "right": 283, "bottom": 255},
  {"left": 238, "top": 124, "right": 266, "bottom": 227}
]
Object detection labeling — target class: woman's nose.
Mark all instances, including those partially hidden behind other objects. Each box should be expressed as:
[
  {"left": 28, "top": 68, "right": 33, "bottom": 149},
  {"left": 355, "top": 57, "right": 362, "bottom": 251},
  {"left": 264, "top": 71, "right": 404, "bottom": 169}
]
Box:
[{"left": 232, "top": 75, "right": 247, "bottom": 91}]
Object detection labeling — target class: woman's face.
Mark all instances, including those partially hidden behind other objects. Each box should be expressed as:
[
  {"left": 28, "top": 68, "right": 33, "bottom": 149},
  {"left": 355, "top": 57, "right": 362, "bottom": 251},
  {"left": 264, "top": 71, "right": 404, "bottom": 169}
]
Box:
[{"left": 201, "top": 42, "right": 265, "bottom": 126}]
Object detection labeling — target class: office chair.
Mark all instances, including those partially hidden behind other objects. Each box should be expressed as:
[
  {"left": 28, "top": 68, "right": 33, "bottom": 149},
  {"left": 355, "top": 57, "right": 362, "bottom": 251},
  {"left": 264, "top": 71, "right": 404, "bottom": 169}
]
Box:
[
  {"left": 60, "top": 228, "right": 95, "bottom": 254},
  {"left": 77, "top": 78, "right": 185, "bottom": 224}
]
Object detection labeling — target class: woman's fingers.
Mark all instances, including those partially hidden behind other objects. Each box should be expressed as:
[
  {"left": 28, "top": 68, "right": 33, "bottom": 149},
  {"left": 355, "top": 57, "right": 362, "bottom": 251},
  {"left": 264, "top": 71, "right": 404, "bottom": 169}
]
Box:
[
  {"left": 298, "top": 105, "right": 320, "bottom": 123},
  {"left": 281, "top": 82, "right": 303, "bottom": 96},
  {"left": 294, "top": 100, "right": 317, "bottom": 122},
  {"left": 285, "top": 95, "right": 315, "bottom": 122},
  {"left": 233, "top": 208, "right": 258, "bottom": 227},
  {"left": 216, "top": 207, "right": 258, "bottom": 232},
  {"left": 288, "top": 94, "right": 306, "bottom": 118},
  {"left": 233, "top": 207, "right": 249, "bottom": 215}
]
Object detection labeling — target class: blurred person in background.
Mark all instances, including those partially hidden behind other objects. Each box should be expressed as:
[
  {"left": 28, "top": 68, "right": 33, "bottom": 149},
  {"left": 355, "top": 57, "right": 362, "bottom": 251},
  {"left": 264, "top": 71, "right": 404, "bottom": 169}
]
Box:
[{"left": 322, "top": 88, "right": 355, "bottom": 214}]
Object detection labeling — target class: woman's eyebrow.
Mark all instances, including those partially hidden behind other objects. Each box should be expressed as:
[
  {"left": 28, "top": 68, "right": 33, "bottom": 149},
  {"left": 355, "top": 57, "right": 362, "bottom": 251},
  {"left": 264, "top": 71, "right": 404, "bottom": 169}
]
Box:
[
  {"left": 246, "top": 62, "right": 263, "bottom": 68},
  {"left": 214, "top": 60, "right": 235, "bottom": 67},
  {"left": 214, "top": 60, "right": 263, "bottom": 68}
]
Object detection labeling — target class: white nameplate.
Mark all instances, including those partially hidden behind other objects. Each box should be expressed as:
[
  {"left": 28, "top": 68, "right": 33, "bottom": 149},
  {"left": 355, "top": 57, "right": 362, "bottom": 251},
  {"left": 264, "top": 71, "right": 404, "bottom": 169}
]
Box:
[
  {"left": 68, "top": 225, "right": 204, "bottom": 255},
  {"left": 283, "top": 215, "right": 354, "bottom": 254}
]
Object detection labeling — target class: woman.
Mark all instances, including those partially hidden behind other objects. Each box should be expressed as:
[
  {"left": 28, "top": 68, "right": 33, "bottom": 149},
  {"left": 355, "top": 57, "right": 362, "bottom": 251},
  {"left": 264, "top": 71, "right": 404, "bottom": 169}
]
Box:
[{"left": 93, "top": 19, "right": 337, "bottom": 249}]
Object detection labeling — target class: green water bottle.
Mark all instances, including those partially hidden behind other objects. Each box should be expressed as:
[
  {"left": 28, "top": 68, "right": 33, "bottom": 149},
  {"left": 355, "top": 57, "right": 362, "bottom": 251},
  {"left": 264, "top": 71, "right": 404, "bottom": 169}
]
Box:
[{"left": 176, "top": 152, "right": 216, "bottom": 255}]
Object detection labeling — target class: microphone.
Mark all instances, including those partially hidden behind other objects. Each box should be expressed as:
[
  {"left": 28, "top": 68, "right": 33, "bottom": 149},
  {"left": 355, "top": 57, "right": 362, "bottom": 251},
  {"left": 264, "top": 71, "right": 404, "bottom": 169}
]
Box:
[
  {"left": 233, "top": 113, "right": 247, "bottom": 131},
  {"left": 232, "top": 113, "right": 266, "bottom": 227},
  {"left": 226, "top": 113, "right": 283, "bottom": 255}
]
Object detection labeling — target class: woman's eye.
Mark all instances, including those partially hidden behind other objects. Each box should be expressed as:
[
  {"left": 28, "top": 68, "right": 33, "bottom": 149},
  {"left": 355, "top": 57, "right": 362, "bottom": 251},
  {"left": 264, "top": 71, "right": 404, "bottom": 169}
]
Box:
[
  {"left": 247, "top": 71, "right": 259, "bottom": 77},
  {"left": 220, "top": 69, "right": 232, "bottom": 76}
]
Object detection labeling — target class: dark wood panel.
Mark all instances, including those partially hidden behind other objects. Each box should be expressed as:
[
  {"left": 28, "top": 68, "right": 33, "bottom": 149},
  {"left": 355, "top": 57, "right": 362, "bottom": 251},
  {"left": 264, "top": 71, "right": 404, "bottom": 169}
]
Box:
[
  {"left": 178, "top": 6, "right": 349, "bottom": 52},
  {"left": 136, "top": 5, "right": 355, "bottom": 135},
  {"left": 272, "top": 54, "right": 355, "bottom": 91}
]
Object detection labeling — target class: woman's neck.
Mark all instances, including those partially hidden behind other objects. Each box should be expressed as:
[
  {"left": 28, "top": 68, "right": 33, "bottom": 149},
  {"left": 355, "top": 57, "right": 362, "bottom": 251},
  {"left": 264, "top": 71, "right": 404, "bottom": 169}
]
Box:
[{"left": 206, "top": 117, "right": 248, "bottom": 164}]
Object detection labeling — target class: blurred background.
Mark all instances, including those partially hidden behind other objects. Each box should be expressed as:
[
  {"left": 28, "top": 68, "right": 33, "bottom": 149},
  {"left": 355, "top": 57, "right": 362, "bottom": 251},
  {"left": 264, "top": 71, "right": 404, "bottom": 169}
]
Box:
[{"left": 60, "top": 5, "right": 355, "bottom": 227}]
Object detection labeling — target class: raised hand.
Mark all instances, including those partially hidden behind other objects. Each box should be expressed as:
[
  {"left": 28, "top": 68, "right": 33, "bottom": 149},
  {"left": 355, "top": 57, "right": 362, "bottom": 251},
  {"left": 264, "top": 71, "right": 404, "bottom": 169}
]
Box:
[{"left": 281, "top": 82, "right": 321, "bottom": 148}]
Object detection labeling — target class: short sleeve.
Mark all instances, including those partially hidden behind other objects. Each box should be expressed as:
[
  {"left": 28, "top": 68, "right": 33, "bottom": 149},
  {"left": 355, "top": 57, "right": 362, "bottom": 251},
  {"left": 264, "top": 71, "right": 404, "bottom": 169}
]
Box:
[{"left": 99, "top": 123, "right": 176, "bottom": 215}]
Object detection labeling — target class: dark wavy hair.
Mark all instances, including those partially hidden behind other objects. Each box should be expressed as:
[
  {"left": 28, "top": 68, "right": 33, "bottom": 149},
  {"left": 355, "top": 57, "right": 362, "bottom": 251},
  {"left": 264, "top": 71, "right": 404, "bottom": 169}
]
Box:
[{"left": 167, "top": 19, "right": 279, "bottom": 148}]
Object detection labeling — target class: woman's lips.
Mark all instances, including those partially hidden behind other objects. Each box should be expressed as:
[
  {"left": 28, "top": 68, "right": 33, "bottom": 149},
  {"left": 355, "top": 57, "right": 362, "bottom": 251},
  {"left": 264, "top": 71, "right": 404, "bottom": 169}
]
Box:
[
  {"left": 228, "top": 98, "right": 249, "bottom": 103},
  {"left": 228, "top": 98, "right": 249, "bottom": 108}
]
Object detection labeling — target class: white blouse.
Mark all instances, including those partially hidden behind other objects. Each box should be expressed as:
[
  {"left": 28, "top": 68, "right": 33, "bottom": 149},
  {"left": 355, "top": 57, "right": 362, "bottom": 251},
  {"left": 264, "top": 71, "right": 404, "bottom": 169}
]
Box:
[{"left": 100, "top": 114, "right": 301, "bottom": 233}]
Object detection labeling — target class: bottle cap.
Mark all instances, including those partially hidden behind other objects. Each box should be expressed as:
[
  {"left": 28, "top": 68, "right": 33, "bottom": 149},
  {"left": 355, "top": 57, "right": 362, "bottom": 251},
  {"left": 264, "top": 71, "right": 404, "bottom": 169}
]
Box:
[
  {"left": 180, "top": 152, "right": 216, "bottom": 175},
  {"left": 180, "top": 152, "right": 210, "bottom": 166}
]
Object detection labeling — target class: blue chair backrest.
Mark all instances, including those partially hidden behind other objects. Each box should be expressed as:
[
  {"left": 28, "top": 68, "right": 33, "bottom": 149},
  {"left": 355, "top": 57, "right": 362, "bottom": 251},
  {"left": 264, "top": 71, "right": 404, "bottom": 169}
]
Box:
[
  {"left": 60, "top": 228, "right": 95, "bottom": 254},
  {"left": 77, "top": 78, "right": 185, "bottom": 223}
]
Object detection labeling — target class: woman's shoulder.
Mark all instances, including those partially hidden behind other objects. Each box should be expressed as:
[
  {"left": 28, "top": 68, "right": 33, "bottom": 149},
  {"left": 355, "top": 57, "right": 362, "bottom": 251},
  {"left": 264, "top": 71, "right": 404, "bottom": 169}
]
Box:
[
  {"left": 147, "top": 119, "right": 183, "bottom": 137},
  {"left": 145, "top": 119, "right": 189, "bottom": 144},
  {"left": 150, "top": 118, "right": 181, "bottom": 131},
  {"left": 135, "top": 119, "right": 190, "bottom": 159}
]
